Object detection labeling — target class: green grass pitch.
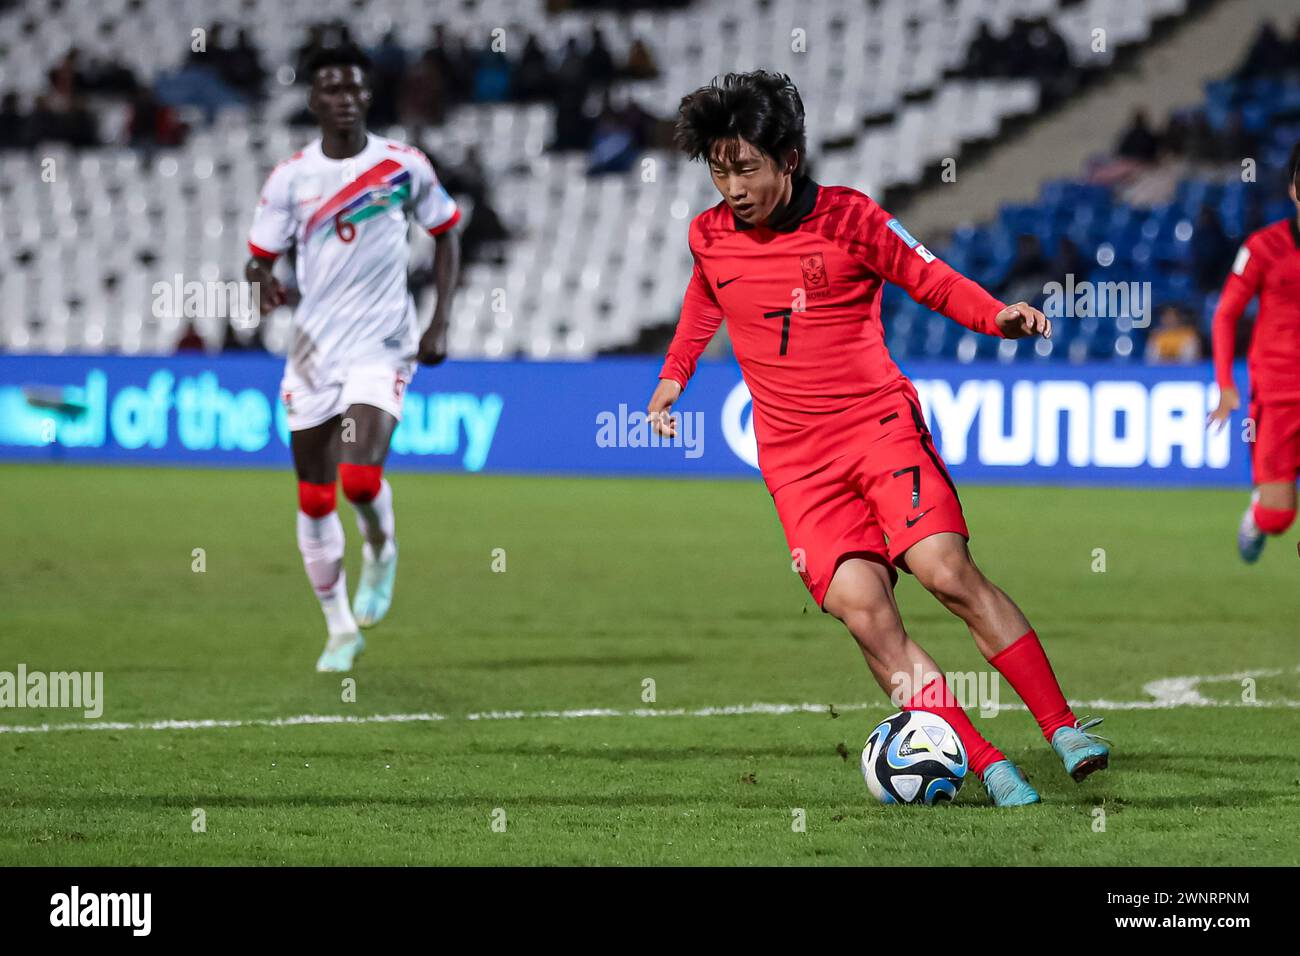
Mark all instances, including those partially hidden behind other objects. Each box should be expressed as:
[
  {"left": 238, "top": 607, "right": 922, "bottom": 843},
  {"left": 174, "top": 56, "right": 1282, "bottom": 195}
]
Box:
[{"left": 1, "top": 463, "right": 1297, "bottom": 865}]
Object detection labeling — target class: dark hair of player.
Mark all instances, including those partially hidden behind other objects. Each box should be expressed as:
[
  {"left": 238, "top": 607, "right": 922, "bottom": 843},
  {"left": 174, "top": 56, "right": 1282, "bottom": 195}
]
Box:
[
  {"left": 1289, "top": 141, "right": 1300, "bottom": 192},
  {"left": 304, "top": 43, "right": 373, "bottom": 83},
  {"left": 674, "top": 70, "right": 807, "bottom": 169}
]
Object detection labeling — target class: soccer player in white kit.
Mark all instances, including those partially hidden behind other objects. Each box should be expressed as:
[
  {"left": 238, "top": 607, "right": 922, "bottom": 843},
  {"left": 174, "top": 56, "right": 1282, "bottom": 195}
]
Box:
[{"left": 245, "top": 45, "right": 461, "bottom": 672}]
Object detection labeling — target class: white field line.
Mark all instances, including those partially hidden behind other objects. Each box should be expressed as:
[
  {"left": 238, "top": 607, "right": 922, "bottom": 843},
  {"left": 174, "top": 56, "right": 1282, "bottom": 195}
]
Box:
[{"left": 0, "top": 664, "right": 1296, "bottom": 735}]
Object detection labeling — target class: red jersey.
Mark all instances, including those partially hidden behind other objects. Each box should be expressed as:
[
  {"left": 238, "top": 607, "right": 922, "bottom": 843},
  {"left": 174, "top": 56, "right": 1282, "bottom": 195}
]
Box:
[
  {"left": 659, "top": 178, "right": 1007, "bottom": 491},
  {"left": 1212, "top": 217, "right": 1300, "bottom": 403}
]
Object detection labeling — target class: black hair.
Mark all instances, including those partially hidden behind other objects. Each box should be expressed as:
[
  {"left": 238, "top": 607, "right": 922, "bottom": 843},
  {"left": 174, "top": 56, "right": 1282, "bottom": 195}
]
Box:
[
  {"left": 674, "top": 71, "right": 806, "bottom": 170},
  {"left": 305, "top": 43, "right": 372, "bottom": 82},
  {"left": 1289, "top": 141, "right": 1300, "bottom": 192}
]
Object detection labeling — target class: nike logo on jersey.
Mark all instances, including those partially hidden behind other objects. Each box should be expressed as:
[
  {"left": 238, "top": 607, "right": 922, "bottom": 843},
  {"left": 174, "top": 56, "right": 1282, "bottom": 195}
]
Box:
[
  {"left": 905, "top": 509, "right": 932, "bottom": 529},
  {"left": 716, "top": 276, "right": 742, "bottom": 288}
]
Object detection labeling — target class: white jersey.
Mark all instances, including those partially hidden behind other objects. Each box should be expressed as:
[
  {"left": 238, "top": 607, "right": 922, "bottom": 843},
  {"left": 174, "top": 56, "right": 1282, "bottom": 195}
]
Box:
[{"left": 248, "top": 133, "right": 460, "bottom": 387}]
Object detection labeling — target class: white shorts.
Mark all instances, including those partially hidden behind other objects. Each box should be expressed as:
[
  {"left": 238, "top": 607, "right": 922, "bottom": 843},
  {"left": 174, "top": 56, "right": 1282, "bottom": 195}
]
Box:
[{"left": 280, "top": 360, "right": 415, "bottom": 432}]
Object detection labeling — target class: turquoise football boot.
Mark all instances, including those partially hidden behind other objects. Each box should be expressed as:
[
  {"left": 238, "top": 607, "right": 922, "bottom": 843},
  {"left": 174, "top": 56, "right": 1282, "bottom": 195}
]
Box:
[
  {"left": 1237, "top": 497, "right": 1266, "bottom": 564},
  {"left": 981, "top": 759, "right": 1041, "bottom": 806},
  {"left": 315, "top": 631, "right": 365, "bottom": 673},
  {"left": 1052, "top": 716, "right": 1111, "bottom": 782},
  {"left": 353, "top": 541, "right": 397, "bottom": 629}
]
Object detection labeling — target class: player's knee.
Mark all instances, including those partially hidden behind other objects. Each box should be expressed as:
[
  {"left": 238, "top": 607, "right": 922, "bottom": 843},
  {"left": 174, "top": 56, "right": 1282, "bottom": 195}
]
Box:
[
  {"left": 339, "top": 463, "right": 383, "bottom": 504},
  {"left": 297, "top": 481, "right": 337, "bottom": 518},
  {"left": 1254, "top": 505, "right": 1296, "bottom": 535}
]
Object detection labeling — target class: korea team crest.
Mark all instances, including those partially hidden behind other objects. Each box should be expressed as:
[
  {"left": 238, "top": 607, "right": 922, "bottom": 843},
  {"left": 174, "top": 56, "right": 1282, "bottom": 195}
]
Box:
[{"left": 800, "top": 252, "right": 829, "bottom": 290}]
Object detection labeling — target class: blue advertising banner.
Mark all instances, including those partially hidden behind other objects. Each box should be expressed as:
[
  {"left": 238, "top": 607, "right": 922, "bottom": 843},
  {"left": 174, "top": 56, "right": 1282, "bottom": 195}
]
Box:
[{"left": 0, "top": 354, "right": 1250, "bottom": 486}]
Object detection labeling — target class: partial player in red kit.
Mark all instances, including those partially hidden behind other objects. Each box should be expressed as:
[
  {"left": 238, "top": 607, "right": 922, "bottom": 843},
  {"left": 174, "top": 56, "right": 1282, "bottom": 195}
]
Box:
[
  {"left": 1209, "top": 143, "right": 1300, "bottom": 563},
  {"left": 646, "top": 72, "right": 1109, "bottom": 806}
]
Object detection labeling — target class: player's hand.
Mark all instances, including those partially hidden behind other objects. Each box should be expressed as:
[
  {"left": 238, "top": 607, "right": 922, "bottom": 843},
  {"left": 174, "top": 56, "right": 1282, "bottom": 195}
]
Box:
[
  {"left": 260, "top": 278, "right": 289, "bottom": 314},
  {"left": 995, "top": 302, "right": 1052, "bottom": 339},
  {"left": 1207, "top": 386, "right": 1239, "bottom": 431},
  {"left": 246, "top": 260, "right": 288, "bottom": 315},
  {"left": 417, "top": 326, "right": 448, "bottom": 366},
  {"left": 648, "top": 378, "right": 683, "bottom": 438}
]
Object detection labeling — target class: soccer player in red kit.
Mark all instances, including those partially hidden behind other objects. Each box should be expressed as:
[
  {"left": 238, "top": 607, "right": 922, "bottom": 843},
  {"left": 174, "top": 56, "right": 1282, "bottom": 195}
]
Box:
[
  {"left": 1209, "top": 144, "right": 1300, "bottom": 562},
  {"left": 647, "top": 72, "right": 1109, "bottom": 806}
]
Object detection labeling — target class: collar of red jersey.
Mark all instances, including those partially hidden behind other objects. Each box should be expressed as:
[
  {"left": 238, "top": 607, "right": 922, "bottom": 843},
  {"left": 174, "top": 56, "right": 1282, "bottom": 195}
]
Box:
[{"left": 733, "top": 175, "right": 819, "bottom": 233}]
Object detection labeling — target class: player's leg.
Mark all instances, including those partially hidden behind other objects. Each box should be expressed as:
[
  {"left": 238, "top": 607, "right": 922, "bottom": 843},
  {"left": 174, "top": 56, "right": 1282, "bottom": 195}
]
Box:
[
  {"left": 290, "top": 413, "right": 364, "bottom": 672},
  {"left": 866, "top": 389, "right": 1106, "bottom": 782},
  {"left": 822, "top": 557, "right": 1038, "bottom": 806},
  {"left": 338, "top": 401, "right": 401, "bottom": 628},
  {"left": 775, "top": 460, "right": 1036, "bottom": 805},
  {"left": 1238, "top": 401, "right": 1300, "bottom": 562},
  {"left": 902, "top": 531, "right": 1108, "bottom": 782}
]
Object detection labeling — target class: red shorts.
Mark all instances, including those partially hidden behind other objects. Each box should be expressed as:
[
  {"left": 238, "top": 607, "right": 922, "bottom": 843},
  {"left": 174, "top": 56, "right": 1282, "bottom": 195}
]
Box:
[
  {"left": 770, "top": 386, "right": 969, "bottom": 607},
  {"left": 1249, "top": 400, "right": 1300, "bottom": 486}
]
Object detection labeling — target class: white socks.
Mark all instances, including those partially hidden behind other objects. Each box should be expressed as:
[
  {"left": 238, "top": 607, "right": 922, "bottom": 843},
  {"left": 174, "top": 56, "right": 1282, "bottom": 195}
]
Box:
[
  {"left": 296, "top": 510, "right": 358, "bottom": 636},
  {"left": 352, "top": 478, "right": 396, "bottom": 561}
]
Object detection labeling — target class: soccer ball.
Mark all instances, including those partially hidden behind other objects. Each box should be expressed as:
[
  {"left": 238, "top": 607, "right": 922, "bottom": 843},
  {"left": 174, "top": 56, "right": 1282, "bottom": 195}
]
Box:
[{"left": 861, "top": 711, "right": 968, "bottom": 805}]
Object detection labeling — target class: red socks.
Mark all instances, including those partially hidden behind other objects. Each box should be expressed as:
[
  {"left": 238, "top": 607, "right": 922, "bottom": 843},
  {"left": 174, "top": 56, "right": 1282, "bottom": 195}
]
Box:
[
  {"left": 989, "top": 630, "right": 1075, "bottom": 741},
  {"left": 904, "top": 677, "right": 1004, "bottom": 777},
  {"left": 1253, "top": 502, "right": 1296, "bottom": 535}
]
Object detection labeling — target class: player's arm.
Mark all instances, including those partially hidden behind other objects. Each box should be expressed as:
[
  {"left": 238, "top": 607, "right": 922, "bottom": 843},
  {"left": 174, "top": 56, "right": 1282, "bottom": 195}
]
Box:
[
  {"left": 411, "top": 153, "right": 463, "bottom": 366},
  {"left": 852, "top": 199, "right": 1050, "bottom": 339},
  {"left": 245, "top": 165, "right": 295, "bottom": 315},
  {"left": 650, "top": 254, "right": 724, "bottom": 438},
  {"left": 1208, "top": 240, "right": 1264, "bottom": 428},
  {"left": 417, "top": 227, "right": 460, "bottom": 366}
]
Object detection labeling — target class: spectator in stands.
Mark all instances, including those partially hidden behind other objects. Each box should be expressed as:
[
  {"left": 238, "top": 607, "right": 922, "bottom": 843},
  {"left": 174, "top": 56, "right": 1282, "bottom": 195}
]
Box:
[
  {"left": 175, "top": 322, "right": 206, "bottom": 353},
  {"left": 451, "top": 146, "right": 511, "bottom": 265},
  {"left": 622, "top": 37, "right": 660, "bottom": 80},
  {"left": 0, "top": 93, "right": 28, "bottom": 149},
  {"left": 26, "top": 93, "right": 99, "bottom": 147},
  {"left": 1191, "top": 205, "right": 1233, "bottom": 292},
  {"left": 425, "top": 26, "right": 472, "bottom": 111},
  {"left": 512, "top": 34, "right": 554, "bottom": 102},
  {"left": 962, "top": 22, "right": 1004, "bottom": 80},
  {"left": 1217, "top": 109, "right": 1259, "bottom": 163},
  {"left": 1049, "top": 236, "right": 1086, "bottom": 283},
  {"left": 199, "top": 22, "right": 235, "bottom": 84},
  {"left": 1234, "top": 21, "right": 1293, "bottom": 79},
  {"left": 1145, "top": 305, "right": 1204, "bottom": 363},
  {"left": 78, "top": 48, "right": 140, "bottom": 97},
  {"left": 1001, "top": 234, "right": 1051, "bottom": 305},
  {"left": 127, "top": 87, "right": 187, "bottom": 151},
  {"left": 294, "top": 20, "right": 358, "bottom": 81},
  {"left": 367, "top": 28, "right": 407, "bottom": 126},
  {"left": 1115, "top": 109, "right": 1161, "bottom": 164},
  {"left": 587, "top": 93, "right": 645, "bottom": 175},
  {"left": 1023, "top": 17, "right": 1074, "bottom": 103},
  {"left": 47, "top": 48, "right": 84, "bottom": 106},
  {"left": 551, "top": 38, "right": 594, "bottom": 150},
  {"left": 294, "top": 23, "right": 328, "bottom": 78},
  {"left": 584, "top": 27, "right": 617, "bottom": 89},
  {"left": 470, "top": 38, "right": 512, "bottom": 102},
  {"left": 221, "top": 28, "right": 267, "bottom": 101},
  {"left": 400, "top": 49, "right": 448, "bottom": 129}
]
